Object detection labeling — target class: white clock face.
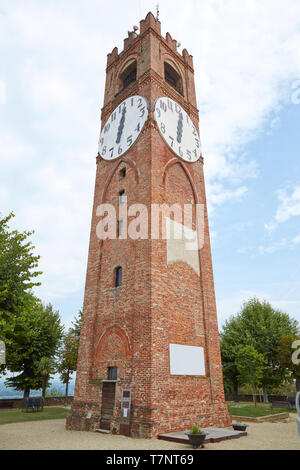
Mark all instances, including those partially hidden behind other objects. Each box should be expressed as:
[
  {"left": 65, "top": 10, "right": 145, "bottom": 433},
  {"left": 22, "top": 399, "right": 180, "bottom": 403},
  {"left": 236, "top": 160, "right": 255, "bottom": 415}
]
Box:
[
  {"left": 98, "top": 95, "right": 149, "bottom": 161},
  {"left": 153, "top": 97, "right": 202, "bottom": 163}
]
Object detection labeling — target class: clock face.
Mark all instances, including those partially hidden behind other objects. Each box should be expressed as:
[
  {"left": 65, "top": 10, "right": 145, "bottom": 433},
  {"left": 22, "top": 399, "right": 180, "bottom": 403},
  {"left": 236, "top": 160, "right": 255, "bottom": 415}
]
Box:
[
  {"left": 98, "top": 95, "right": 149, "bottom": 161},
  {"left": 153, "top": 97, "right": 202, "bottom": 163}
]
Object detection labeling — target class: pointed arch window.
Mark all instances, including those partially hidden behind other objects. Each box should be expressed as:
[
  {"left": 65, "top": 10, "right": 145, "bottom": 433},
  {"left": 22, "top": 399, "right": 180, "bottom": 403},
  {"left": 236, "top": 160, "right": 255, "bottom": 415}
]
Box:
[
  {"left": 120, "top": 60, "right": 137, "bottom": 90},
  {"left": 164, "top": 62, "right": 183, "bottom": 95}
]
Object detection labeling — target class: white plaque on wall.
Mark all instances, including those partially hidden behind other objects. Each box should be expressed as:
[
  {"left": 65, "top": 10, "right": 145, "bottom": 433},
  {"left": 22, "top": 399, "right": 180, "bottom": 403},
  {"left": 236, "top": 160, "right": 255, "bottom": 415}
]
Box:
[{"left": 169, "top": 344, "right": 205, "bottom": 376}]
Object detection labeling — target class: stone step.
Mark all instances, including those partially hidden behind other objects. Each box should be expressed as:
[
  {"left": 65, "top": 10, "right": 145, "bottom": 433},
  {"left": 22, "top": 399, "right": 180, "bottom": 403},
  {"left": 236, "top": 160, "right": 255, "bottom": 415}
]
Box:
[{"left": 94, "top": 429, "right": 110, "bottom": 434}]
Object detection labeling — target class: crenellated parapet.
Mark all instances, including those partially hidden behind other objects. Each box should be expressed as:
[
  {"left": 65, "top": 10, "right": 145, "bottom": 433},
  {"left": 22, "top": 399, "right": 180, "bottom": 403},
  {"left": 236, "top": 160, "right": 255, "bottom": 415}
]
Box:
[
  {"left": 107, "top": 46, "right": 119, "bottom": 68},
  {"left": 140, "top": 11, "right": 161, "bottom": 35},
  {"left": 106, "top": 12, "right": 194, "bottom": 71},
  {"left": 182, "top": 48, "right": 194, "bottom": 69},
  {"left": 123, "top": 31, "right": 137, "bottom": 51},
  {"left": 103, "top": 11, "right": 197, "bottom": 110},
  {"left": 165, "top": 32, "right": 177, "bottom": 52}
]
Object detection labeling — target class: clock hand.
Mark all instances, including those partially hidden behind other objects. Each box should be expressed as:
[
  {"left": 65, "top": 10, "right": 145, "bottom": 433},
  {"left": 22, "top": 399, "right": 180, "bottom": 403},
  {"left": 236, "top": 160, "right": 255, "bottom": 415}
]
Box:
[
  {"left": 177, "top": 112, "right": 183, "bottom": 143},
  {"left": 116, "top": 106, "right": 127, "bottom": 144}
]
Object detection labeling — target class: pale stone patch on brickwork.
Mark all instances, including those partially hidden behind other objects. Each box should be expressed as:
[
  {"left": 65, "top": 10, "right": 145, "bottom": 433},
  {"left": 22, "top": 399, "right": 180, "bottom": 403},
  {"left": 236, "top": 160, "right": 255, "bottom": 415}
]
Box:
[{"left": 166, "top": 218, "right": 200, "bottom": 275}]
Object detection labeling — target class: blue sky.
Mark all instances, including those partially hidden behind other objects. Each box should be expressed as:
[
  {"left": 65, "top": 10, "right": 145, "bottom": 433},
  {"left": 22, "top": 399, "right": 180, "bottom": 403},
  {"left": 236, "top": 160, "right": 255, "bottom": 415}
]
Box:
[{"left": 1, "top": 0, "right": 300, "bottom": 331}]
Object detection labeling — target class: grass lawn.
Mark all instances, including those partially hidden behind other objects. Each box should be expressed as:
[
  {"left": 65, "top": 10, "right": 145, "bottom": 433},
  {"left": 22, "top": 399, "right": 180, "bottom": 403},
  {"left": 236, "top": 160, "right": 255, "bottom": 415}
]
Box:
[
  {"left": 227, "top": 401, "right": 294, "bottom": 417},
  {"left": 0, "top": 407, "right": 69, "bottom": 425}
]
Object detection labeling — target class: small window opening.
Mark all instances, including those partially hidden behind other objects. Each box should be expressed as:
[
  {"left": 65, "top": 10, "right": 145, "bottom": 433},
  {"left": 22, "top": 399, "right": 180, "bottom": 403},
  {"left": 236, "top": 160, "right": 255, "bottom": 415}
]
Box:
[
  {"left": 115, "top": 267, "right": 122, "bottom": 287},
  {"left": 108, "top": 367, "right": 118, "bottom": 381},
  {"left": 164, "top": 62, "right": 183, "bottom": 95},
  {"left": 120, "top": 61, "right": 137, "bottom": 90},
  {"left": 118, "top": 220, "right": 124, "bottom": 238},
  {"left": 119, "top": 190, "right": 126, "bottom": 205},
  {"left": 119, "top": 168, "right": 126, "bottom": 180}
]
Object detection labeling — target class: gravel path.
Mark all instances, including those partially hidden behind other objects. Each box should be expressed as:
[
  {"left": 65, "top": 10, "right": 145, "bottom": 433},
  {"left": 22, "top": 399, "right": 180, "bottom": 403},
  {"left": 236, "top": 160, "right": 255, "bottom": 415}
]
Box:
[{"left": 0, "top": 415, "right": 299, "bottom": 450}]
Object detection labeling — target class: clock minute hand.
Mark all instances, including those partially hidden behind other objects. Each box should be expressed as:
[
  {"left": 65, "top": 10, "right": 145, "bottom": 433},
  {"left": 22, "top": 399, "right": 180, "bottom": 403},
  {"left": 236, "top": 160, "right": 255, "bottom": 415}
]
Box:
[
  {"left": 177, "top": 112, "right": 183, "bottom": 144},
  {"left": 116, "top": 106, "right": 127, "bottom": 144}
]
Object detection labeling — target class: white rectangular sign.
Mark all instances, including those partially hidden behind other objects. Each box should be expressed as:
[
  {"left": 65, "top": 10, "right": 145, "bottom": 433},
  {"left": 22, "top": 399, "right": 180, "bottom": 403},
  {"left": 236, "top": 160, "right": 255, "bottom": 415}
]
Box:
[{"left": 169, "top": 344, "right": 205, "bottom": 376}]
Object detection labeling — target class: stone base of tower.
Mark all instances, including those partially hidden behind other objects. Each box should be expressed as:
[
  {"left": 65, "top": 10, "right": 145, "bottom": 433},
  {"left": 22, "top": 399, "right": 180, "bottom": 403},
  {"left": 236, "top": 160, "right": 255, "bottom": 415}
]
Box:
[
  {"left": 66, "top": 401, "right": 102, "bottom": 433},
  {"left": 146, "top": 402, "right": 232, "bottom": 439},
  {"left": 66, "top": 401, "right": 231, "bottom": 438}
]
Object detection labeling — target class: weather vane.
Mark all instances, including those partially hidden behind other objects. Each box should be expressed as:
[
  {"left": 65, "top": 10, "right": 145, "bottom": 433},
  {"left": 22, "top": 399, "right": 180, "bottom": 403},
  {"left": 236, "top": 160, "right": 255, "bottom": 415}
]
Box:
[{"left": 156, "top": 3, "right": 160, "bottom": 21}]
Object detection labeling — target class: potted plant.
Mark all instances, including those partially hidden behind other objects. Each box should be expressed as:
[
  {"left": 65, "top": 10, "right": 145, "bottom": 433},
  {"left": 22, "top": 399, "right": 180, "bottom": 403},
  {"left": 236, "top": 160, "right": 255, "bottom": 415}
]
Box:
[
  {"left": 231, "top": 422, "right": 248, "bottom": 432},
  {"left": 186, "top": 425, "right": 206, "bottom": 449}
]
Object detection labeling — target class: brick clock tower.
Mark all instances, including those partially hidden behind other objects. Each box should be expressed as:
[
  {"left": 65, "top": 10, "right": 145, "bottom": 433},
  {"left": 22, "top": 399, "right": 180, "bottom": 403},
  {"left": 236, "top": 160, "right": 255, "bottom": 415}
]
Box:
[{"left": 66, "top": 12, "right": 231, "bottom": 438}]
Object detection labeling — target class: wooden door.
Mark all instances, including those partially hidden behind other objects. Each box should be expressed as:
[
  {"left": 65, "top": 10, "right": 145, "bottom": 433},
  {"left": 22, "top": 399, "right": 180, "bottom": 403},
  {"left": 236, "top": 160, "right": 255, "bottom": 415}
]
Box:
[{"left": 100, "top": 382, "right": 116, "bottom": 431}]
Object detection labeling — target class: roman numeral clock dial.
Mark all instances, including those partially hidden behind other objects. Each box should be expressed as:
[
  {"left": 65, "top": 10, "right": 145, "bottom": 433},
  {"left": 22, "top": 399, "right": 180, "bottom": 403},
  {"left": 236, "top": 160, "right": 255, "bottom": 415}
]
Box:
[
  {"left": 153, "top": 97, "right": 202, "bottom": 163},
  {"left": 98, "top": 95, "right": 149, "bottom": 161}
]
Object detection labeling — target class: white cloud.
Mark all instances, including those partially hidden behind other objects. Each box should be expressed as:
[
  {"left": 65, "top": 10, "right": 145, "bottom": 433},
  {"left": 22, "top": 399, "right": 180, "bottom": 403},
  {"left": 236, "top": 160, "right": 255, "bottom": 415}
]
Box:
[
  {"left": 258, "top": 238, "right": 287, "bottom": 255},
  {"left": 0, "top": 80, "right": 6, "bottom": 105},
  {"left": 158, "top": 0, "right": 300, "bottom": 211},
  {"left": 0, "top": 131, "right": 36, "bottom": 163},
  {"left": 206, "top": 183, "right": 248, "bottom": 213},
  {"left": 265, "top": 186, "right": 300, "bottom": 231},
  {"left": 293, "top": 235, "right": 300, "bottom": 245},
  {"left": 238, "top": 235, "right": 299, "bottom": 256},
  {"left": 217, "top": 288, "right": 300, "bottom": 328},
  {"left": 1, "top": 0, "right": 300, "bottom": 306}
]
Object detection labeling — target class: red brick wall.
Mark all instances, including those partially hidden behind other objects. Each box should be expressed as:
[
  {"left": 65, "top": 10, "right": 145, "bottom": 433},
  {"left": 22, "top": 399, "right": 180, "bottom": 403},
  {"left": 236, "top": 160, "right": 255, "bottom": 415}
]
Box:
[{"left": 66, "top": 11, "right": 231, "bottom": 437}]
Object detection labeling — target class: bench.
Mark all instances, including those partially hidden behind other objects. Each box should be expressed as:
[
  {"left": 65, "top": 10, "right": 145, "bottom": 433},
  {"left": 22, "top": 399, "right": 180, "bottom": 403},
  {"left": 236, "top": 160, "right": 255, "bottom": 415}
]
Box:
[
  {"left": 22, "top": 397, "right": 44, "bottom": 413},
  {"left": 287, "top": 396, "right": 296, "bottom": 408},
  {"left": 0, "top": 400, "right": 14, "bottom": 409},
  {"left": 271, "top": 401, "right": 291, "bottom": 410}
]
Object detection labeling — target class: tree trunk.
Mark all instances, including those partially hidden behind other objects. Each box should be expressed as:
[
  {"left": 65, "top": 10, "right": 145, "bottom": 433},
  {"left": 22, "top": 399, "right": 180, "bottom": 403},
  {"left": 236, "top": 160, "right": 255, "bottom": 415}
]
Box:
[
  {"left": 23, "top": 387, "right": 30, "bottom": 399},
  {"left": 252, "top": 384, "right": 257, "bottom": 409},
  {"left": 42, "top": 374, "right": 48, "bottom": 399},
  {"left": 296, "top": 375, "right": 300, "bottom": 393},
  {"left": 263, "top": 387, "right": 269, "bottom": 403},
  {"left": 233, "top": 382, "right": 239, "bottom": 402},
  {"left": 65, "top": 370, "right": 70, "bottom": 404}
]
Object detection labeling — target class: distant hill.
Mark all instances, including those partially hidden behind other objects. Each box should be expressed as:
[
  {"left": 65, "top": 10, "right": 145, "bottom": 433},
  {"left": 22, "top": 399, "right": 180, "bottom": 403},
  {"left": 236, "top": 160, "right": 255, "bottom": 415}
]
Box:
[{"left": 0, "top": 377, "right": 75, "bottom": 399}]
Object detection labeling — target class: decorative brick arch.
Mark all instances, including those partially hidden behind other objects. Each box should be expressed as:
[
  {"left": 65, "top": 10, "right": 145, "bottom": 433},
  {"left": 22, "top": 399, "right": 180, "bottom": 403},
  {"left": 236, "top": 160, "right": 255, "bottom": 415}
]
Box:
[
  {"left": 163, "top": 56, "right": 185, "bottom": 96},
  {"left": 101, "top": 157, "right": 140, "bottom": 204},
  {"left": 95, "top": 325, "right": 131, "bottom": 361},
  {"left": 116, "top": 55, "right": 139, "bottom": 94},
  {"left": 117, "top": 55, "right": 139, "bottom": 77},
  {"left": 162, "top": 158, "right": 199, "bottom": 204}
]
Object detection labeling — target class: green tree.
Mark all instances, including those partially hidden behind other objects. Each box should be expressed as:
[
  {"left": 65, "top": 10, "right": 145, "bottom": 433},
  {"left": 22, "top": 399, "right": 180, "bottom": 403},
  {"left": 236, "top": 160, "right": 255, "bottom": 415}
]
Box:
[
  {"left": 57, "top": 330, "right": 78, "bottom": 401},
  {"left": 220, "top": 298, "right": 299, "bottom": 401},
  {"left": 45, "top": 387, "right": 64, "bottom": 397},
  {"left": 220, "top": 331, "right": 240, "bottom": 400},
  {"left": 37, "top": 357, "right": 56, "bottom": 399},
  {"left": 235, "top": 345, "right": 266, "bottom": 408},
  {"left": 5, "top": 296, "right": 63, "bottom": 397},
  {"left": 0, "top": 213, "right": 41, "bottom": 341},
  {"left": 276, "top": 334, "right": 300, "bottom": 392},
  {"left": 71, "top": 309, "right": 82, "bottom": 337}
]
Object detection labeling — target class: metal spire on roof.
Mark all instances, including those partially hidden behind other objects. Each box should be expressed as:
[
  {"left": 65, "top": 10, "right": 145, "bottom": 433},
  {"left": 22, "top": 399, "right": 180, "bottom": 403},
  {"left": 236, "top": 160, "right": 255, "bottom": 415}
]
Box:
[{"left": 156, "top": 3, "right": 160, "bottom": 21}]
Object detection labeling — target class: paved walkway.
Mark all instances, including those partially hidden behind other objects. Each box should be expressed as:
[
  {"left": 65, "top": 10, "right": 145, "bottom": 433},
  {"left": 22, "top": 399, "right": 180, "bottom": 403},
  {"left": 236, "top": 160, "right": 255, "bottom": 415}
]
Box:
[{"left": 0, "top": 415, "right": 299, "bottom": 450}]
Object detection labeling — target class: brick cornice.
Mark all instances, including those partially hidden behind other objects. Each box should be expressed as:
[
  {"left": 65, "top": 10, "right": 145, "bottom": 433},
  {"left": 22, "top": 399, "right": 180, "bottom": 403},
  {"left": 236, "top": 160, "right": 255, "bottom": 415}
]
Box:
[{"left": 101, "top": 70, "right": 199, "bottom": 123}]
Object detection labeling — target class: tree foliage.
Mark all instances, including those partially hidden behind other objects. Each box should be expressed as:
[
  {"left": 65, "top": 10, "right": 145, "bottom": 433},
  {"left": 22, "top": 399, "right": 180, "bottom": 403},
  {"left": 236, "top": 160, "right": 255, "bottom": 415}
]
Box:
[
  {"left": 5, "top": 295, "right": 63, "bottom": 397},
  {"left": 37, "top": 357, "right": 57, "bottom": 399},
  {"left": 0, "top": 213, "right": 42, "bottom": 341},
  {"left": 56, "top": 309, "right": 82, "bottom": 399},
  {"left": 235, "top": 345, "right": 266, "bottom": 407},
  {"left": 276, "top": 334, "right": 300, "bottom": 392},
  {"left": 220, "top": 298, "right": 299, "bottom": 397}
]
